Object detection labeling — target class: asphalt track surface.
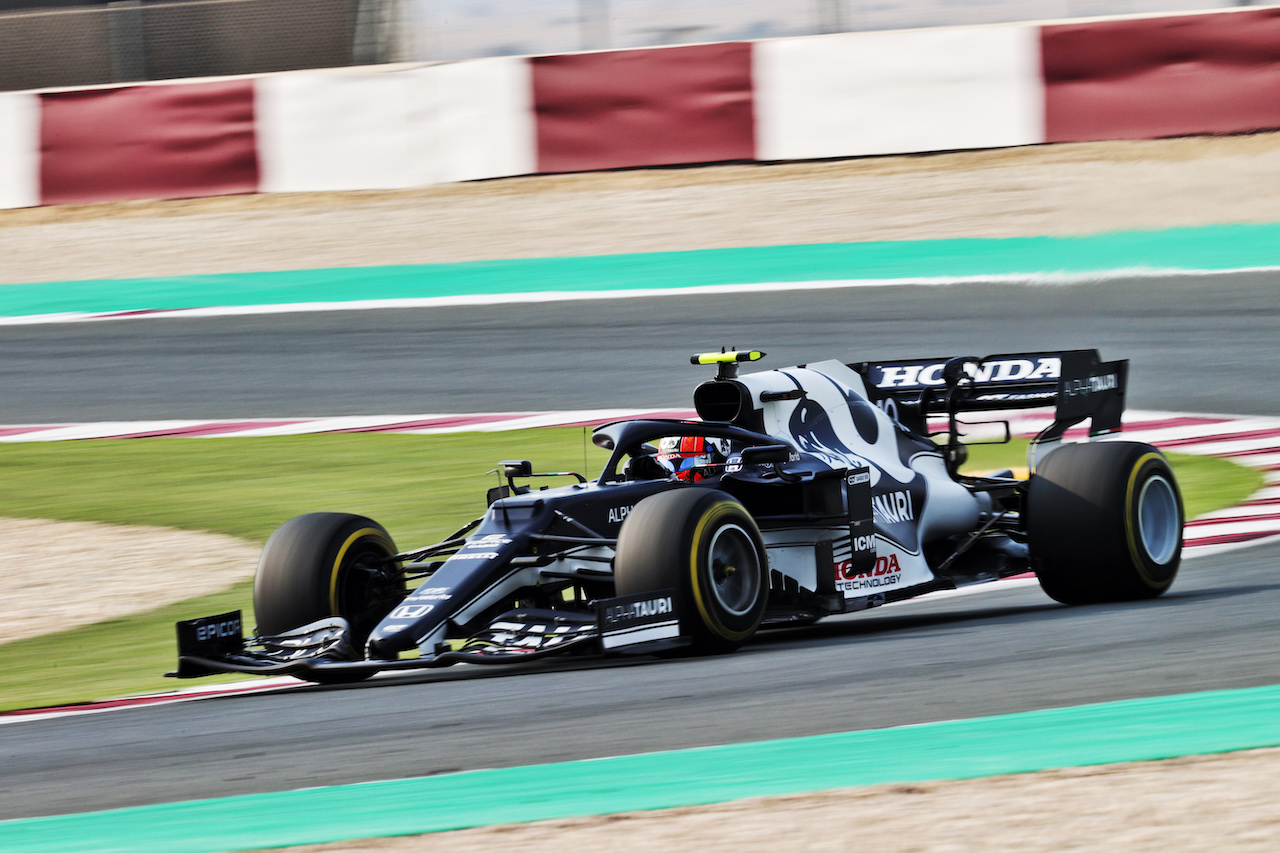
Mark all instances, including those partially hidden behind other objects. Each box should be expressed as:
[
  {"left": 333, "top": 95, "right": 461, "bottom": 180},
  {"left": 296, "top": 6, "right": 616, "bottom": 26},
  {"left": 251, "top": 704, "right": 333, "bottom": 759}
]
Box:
[
  {"left": 3, "top": 271, "right": 1279, "bottom": 422},
  {"left": 3, "top": 272, "right": 1280, "bottom": 821}
]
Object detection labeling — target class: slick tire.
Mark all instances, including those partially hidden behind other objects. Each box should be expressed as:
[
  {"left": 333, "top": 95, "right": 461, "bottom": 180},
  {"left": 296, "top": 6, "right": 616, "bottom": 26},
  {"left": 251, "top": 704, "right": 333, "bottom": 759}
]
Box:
[
  {"left": 254, "top": 513, "right": 404, "bottom": 683},
  {"left": 1027, "top": 442, "right": 1183, "bottom": 605},
  {"left": 614, "top": 489, "right": 768, "bottom": 654}
]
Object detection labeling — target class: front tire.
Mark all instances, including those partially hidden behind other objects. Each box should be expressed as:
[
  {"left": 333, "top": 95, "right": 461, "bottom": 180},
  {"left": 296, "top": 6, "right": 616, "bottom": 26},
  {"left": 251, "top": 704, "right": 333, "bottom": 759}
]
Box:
[
  {"left": 614, "top": 489, "right": 768, "bottom": 654},
  {"left": 254, "top": 513, "right": 405, "bottom": 681},
  {"left": 1027, "top": 442, "right": 1183, "bottom": 604}
]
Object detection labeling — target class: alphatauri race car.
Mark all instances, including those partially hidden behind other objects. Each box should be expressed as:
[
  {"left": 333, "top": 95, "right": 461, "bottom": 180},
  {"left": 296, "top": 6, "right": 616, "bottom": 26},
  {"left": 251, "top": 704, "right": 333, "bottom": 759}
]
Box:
[{"left": 172, "top": 349, "right": 1183, "bottom": 683}]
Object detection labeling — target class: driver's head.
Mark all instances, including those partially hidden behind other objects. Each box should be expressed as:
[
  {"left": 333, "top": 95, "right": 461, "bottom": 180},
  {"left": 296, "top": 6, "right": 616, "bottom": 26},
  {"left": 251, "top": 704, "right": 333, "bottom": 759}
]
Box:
[{"left": 657, "top": 436, "right": 730, "bottom": 482}]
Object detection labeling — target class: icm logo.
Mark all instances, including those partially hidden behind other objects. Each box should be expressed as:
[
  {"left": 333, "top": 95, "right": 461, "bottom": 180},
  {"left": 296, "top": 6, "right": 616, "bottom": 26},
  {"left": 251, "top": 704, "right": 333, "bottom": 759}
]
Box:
[
  {"left": 872, "top": 490, "right": 915, "bottom": 524},
  {"left": 852, "top": 535, "right": 875, "bottom": 552}
]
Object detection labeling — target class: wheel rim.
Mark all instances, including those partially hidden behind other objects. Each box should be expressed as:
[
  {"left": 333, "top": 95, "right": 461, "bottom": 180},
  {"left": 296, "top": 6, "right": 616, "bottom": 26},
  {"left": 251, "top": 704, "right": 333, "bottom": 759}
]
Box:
[
  {"left": 1138, "top": 474, "right": 1180, "bottom": 565},
  {"left": 706, "top": 523, "right": 761, "bottom": 616}
]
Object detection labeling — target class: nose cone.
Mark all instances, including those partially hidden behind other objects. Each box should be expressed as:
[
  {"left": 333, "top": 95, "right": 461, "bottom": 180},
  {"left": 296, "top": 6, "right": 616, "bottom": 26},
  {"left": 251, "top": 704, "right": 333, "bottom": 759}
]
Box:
[{"left": 366, "top": 618, "right": 426, "bottom": 659}]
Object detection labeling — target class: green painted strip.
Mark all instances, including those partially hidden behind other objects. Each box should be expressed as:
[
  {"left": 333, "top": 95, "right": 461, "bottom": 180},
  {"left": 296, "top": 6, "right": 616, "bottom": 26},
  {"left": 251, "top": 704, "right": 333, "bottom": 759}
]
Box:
[
  {"left": 5, "top": 683, "right": 1280, "bottom": 852},
  {"left": 5, "top": 223, "right": 1280, "bottom": 318}
]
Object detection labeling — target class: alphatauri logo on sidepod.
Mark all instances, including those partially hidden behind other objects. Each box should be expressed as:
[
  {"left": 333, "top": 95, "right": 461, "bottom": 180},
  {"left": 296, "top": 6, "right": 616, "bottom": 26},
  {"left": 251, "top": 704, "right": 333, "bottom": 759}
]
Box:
[
  {"left": 870, "top": 477, "right": 927, "bottom": 553},
  {"left": 872, "top": 490, "right": 914, "bottom": 525}
]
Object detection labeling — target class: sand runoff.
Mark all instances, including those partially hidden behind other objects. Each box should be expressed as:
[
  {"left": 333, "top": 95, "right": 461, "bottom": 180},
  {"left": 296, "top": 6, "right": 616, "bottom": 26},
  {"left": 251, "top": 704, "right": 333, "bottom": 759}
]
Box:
[{"left": 0, "top": 518, "right": 258, "bottom": 644}]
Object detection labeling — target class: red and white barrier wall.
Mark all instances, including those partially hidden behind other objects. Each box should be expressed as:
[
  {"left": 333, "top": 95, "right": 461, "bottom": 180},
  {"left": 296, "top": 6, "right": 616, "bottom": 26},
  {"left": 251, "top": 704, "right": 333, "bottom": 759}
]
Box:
[
  {"left": 2, "top": 6, "right": 1279, "bottom": 210},
  {"left": 1043, "top": 9, "right": 1280, "bottom": 142},
  {"left": 256, "top": 58, "right": 537, "bottom": 192},
  {"left": 0, "top": 92, "right": 39, "bottom": 209},
  {"left": 755, "top": 25, "right": 1045, "bottom": 160}
]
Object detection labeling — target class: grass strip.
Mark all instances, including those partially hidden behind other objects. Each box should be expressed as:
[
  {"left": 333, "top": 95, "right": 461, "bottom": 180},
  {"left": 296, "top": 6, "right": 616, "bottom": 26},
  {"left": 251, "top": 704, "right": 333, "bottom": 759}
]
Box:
[
  {"left": 0, "top": 432, "right": 1260, "bottom": 711},
  {"left": 0, "top": 430, "right": 607, "bottom": 546},
  {"left": 4, "top": 682, "right": 1280, "bottom": 852}
]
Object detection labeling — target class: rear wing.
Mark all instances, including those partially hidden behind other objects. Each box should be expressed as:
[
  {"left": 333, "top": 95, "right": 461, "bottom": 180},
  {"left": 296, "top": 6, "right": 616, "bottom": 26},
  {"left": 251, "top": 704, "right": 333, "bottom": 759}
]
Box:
[{"left": 851, "top": 350, "right": 1128, "bottom": 466}]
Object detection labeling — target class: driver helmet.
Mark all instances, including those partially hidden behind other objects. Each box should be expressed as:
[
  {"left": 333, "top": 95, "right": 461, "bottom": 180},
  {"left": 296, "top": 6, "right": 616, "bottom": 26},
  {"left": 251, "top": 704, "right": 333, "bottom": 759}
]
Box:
[{"left": 657, "top": 436, "right": 731, "bottom": 482}]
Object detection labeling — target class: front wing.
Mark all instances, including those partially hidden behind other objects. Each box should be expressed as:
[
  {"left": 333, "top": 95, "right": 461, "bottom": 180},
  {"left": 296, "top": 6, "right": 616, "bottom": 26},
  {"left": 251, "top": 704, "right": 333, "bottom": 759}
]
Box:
[{"left": 169, "top": 590, "right": 681, "bottom": 680}]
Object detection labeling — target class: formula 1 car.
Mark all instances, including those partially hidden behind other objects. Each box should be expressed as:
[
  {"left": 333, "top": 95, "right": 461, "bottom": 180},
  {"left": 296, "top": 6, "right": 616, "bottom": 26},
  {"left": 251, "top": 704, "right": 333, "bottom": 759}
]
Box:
[{"left": 172, "top": 349, "right": 1183, "bottom": 683}]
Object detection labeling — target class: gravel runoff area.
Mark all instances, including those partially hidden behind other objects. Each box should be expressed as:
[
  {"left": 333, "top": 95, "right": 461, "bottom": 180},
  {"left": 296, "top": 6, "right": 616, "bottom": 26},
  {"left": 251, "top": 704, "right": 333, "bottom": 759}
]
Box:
[
  {"left": 2, "top": 131, "right": 1279, "bottom": 850},
  {"left": 0, "top": 518, "right": 258, "bottom": 645}
]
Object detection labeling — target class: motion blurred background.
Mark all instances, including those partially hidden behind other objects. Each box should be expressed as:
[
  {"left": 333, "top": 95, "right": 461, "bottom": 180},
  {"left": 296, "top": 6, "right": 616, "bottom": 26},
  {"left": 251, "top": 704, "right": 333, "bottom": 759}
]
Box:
[
  {"left": 4, "top": 0, "right": 1280, "bottom": 846},
  {"left": 0, "top": 0, "right": 1266, "bottom": 91}
]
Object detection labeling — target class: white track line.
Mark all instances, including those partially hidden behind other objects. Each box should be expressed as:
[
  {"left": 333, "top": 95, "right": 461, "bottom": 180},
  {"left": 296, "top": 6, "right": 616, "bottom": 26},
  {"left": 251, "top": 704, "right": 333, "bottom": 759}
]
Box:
[{"left": 5, "top": 266, "right": 1280, "bottom": 327}]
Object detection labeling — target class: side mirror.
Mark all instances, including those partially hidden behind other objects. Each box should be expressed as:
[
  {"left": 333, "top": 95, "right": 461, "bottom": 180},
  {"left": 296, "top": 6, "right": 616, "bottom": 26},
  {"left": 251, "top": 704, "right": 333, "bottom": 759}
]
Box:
[
  {"left": 501, "top": 460, "right": 532, "bottom": 478},
  {"left": 740, "top": 445, "right": 791, "bottom": 466}
]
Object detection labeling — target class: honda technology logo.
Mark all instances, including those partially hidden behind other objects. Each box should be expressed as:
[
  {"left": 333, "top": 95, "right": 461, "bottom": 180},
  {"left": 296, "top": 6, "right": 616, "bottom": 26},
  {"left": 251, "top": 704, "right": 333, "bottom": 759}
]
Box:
[
  {"left": 835, "top": 554, "right": 903, "bottom": 590},
  {"left": 875, "top": 357, "right": 1060, "bottom": 389}
]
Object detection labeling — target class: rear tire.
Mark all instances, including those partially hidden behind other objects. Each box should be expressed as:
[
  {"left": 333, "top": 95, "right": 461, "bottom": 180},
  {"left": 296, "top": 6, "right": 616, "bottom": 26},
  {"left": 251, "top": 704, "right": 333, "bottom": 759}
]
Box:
[
  {"left": 1027, "top": 442, "right": 1183, "bottom": 604},
  {"left": 254, "top": 513, "right": 405, "bottom": 682},
  {"left": 614, "top": 489, "right": 768, "bottom": 654}
]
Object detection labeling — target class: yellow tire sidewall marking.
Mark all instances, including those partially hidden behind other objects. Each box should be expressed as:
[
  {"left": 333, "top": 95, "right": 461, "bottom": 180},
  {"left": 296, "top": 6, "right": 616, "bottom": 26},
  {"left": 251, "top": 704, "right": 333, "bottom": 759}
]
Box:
[
  {"left": 1125, "top": 453, "right": 1173, "bottom": 589},
  {"left": 329, "top": 528, "right": 387, "bottom": 615},
  {"left": 687, "top": 501, "right": 758, "bottom": 641}
]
